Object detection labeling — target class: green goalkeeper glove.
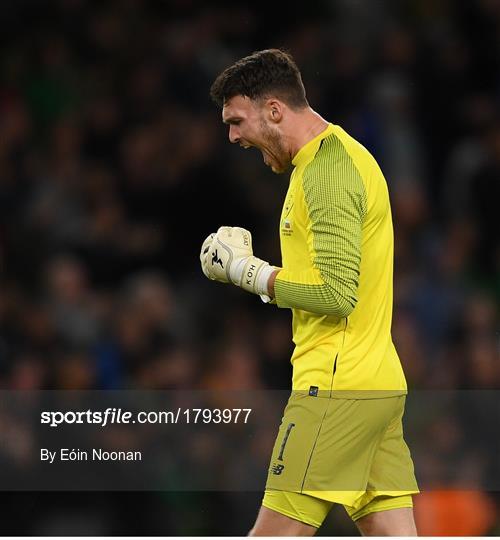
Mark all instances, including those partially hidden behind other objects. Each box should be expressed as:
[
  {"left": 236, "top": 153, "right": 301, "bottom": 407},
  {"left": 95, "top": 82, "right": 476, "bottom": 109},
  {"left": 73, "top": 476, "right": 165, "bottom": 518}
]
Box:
[{"left": 200, "top": 226, "right": 276, "bottom": 300}]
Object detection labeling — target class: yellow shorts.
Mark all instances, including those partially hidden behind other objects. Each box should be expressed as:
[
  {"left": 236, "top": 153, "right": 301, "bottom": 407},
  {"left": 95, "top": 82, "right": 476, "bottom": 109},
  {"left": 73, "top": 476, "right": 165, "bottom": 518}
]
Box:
[
  {"left": 262, "top": 490, "right": 414, "bottom": 528},
  {"left": 263, "top": 392, "right": 418, "bottom": 527}
]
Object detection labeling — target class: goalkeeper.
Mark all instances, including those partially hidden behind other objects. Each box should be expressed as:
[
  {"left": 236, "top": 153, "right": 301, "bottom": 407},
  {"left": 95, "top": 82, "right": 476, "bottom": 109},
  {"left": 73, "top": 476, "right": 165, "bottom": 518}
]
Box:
[{"left": 200, "top": 49, "right": 419, "bottom": 536}]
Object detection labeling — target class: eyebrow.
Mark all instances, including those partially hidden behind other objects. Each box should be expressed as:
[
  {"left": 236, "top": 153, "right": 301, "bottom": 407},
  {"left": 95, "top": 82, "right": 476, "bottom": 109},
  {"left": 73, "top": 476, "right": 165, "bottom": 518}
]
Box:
[{"left": 222, "top": 116, "right": 242, "bottom": 125}]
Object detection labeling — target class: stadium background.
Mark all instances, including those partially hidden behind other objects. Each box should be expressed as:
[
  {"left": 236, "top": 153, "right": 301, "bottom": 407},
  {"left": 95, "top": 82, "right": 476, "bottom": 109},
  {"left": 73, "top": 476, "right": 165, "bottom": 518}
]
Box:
[{"left": 0, "top": 0, "right": 499, "bottom": 535}]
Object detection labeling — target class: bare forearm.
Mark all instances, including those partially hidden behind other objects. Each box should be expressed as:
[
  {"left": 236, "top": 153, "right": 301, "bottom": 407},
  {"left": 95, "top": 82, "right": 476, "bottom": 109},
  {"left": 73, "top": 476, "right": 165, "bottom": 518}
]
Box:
[{"left": 267, "top": 270, "right": 279, "bottom": 299}]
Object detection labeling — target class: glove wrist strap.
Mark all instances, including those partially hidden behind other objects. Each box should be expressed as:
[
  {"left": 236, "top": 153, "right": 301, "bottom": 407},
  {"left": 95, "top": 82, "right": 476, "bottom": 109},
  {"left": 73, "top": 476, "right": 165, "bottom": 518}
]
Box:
[
  {"left": 230, "top": 256, "right": 274, "bottom": 296},
  {"left": 254, "top": 263, "right": 275, "bottom": 296}
]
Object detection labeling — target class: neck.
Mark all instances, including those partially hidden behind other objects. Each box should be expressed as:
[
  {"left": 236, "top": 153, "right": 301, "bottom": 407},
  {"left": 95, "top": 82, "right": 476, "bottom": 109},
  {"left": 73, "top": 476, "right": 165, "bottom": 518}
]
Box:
[{"left": 286, "top": 107, "right": 329, "bottom": 161}]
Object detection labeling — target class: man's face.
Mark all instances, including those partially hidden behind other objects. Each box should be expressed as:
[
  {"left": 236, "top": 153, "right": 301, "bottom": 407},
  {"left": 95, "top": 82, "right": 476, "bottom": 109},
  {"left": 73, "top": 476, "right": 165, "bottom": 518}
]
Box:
[{"left": 222, "top": 95, "right": 290, "bottom": 174}]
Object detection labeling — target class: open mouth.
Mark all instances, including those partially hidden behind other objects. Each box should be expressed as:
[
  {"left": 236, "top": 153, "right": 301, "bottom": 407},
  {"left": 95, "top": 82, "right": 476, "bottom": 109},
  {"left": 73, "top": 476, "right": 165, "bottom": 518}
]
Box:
[{"left": 239, "top": 144, "right": 275, "bottom": 168}]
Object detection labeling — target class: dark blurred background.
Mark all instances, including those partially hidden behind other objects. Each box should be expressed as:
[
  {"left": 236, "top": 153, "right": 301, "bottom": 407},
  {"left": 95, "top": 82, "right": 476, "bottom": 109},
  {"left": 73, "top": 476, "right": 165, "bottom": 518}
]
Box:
[{"left": 0, "top": 0, "right": 499, "bottom": 535}]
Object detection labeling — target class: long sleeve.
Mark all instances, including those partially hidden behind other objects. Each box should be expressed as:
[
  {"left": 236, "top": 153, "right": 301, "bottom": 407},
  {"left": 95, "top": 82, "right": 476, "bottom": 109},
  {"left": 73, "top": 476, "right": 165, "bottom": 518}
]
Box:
[{"left": 274, "top": 136, "right": 367, "bottom": 317}]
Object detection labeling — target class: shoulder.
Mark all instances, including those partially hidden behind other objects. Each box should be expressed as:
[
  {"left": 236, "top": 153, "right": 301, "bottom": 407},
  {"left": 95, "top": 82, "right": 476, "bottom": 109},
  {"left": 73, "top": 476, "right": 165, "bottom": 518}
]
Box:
[
  {"left": 303, "top": 131, "right": 365, "bottom": 190},
  {"left": 302, "top": 130, "right": 368, "bottom": 216},
  {"left": 311, "top": 132, "right": 349, "bottom": 167}
]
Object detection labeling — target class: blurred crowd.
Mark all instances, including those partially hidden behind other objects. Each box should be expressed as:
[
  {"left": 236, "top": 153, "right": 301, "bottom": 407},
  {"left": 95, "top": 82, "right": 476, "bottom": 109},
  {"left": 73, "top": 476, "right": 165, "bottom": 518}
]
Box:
[{"left": 0, "top": 0, "right": 499, "bottom": 535}]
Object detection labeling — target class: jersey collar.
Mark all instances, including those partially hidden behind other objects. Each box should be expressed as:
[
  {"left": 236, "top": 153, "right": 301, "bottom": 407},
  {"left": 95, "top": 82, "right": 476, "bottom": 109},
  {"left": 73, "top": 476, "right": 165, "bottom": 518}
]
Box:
[{"left": 291, "top": 123, "right": 335, "bottom": 167}]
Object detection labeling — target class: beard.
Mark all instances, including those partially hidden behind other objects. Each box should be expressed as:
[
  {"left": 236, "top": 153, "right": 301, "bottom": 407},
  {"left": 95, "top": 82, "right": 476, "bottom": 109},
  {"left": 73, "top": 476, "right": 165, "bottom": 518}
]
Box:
[{"left": 259, "top": 120, "right": 289, "bottom": 174}]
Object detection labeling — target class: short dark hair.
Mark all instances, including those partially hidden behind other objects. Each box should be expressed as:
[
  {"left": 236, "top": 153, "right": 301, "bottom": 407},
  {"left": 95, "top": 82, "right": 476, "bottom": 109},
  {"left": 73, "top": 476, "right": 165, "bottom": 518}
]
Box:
[{"left": 210, "top": 49, "right": 308, "bottom": 110}]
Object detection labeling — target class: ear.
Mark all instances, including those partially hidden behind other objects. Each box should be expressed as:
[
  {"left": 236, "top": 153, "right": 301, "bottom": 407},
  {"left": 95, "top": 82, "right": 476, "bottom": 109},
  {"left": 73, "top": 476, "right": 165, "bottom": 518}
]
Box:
[{"left": 265, "top": 99, "right": 284, "bottom": 123}]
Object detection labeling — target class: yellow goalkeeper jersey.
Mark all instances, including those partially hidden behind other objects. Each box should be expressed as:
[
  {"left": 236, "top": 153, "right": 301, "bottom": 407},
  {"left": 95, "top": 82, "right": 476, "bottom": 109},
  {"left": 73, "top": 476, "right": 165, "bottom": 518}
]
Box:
[{"left": 274, "top": 123, "right": 407, "bottom": 396}]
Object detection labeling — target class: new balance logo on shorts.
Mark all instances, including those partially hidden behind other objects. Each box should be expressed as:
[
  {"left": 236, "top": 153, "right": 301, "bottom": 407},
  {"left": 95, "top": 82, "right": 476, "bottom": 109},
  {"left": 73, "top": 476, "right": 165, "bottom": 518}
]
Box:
[{"left": 270, "top": 463, "right": 285, "bottom": 475}]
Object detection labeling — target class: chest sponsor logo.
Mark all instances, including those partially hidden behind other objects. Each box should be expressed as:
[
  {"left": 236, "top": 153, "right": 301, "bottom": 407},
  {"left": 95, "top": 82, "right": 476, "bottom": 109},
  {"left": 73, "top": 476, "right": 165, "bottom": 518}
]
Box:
[{"left": 281, "top": 218, "right": 293, "bottom": 236}]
